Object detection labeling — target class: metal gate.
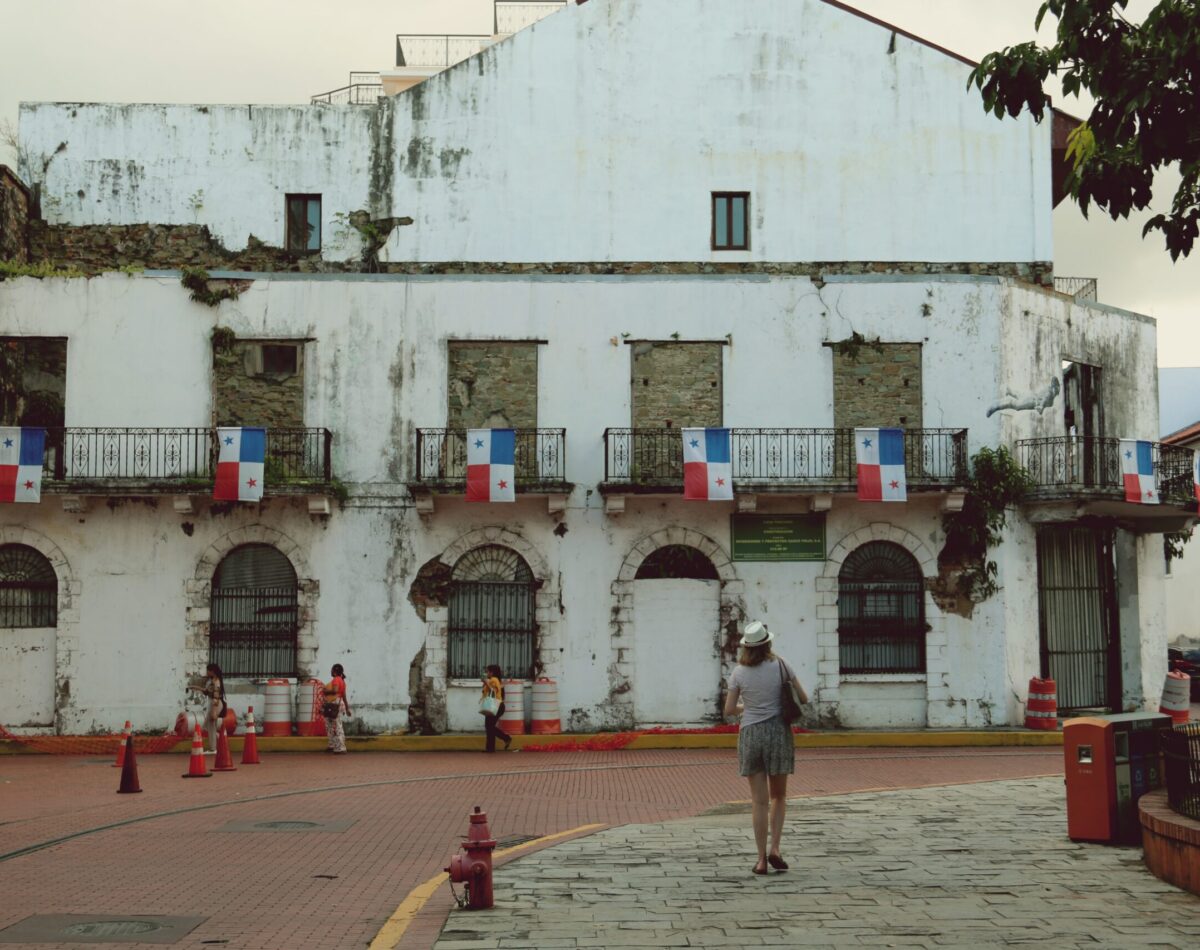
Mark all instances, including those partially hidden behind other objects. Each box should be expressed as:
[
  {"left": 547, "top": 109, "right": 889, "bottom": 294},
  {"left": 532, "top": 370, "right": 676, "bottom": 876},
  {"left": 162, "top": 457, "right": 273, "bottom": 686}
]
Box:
[{"left": 1036, "top": 525, "right": 1120, "bottom": 711}]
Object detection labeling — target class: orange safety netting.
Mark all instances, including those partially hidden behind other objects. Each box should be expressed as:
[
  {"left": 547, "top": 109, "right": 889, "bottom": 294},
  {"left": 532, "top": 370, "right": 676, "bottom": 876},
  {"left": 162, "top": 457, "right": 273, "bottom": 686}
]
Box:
[
  {"left": 519, "top": 723, "right": 812, "bottom": 753},
  {"left": 0, "top": 723, "right": 181, "bottom": 755}
]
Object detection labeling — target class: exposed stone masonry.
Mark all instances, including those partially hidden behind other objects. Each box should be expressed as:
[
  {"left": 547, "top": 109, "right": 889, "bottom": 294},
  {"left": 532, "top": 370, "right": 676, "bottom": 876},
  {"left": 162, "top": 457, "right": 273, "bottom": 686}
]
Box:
[
  {"left": 833, "top": 342, "right": 923, "bottom": 430},
  {"left": 0, "top": 166, "right": 31, "bottom": 263},
  {"left": 631, "top": 342, "right": 722, "bottom": 428},
  {"left": 212, "top": 339, "right": 305, "bottom": 428},
  {"left": 446, "top": 342, "right": 538, "bottom": 430}
]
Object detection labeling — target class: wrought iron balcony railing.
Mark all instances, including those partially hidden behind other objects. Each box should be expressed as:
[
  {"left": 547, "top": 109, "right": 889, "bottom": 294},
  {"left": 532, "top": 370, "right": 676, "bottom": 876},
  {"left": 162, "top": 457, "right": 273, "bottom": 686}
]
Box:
[
  {"left": 1016, "top": 436, "right": 1195, "bottom": 505},
  {"left": 39, "top": 428, "right": 333, "bottom": 491},
  {"left": 396, "top": 34, "right": 495, "bottom": 69},
  {"left": 1053, "top": 276, "right": 1098, "bottom": 302},
  {"left": 413, "top": 429, "right": 567, "bottom": 492},
  {"left": 602, "top": 428, "right": 968, "bottom": 491},
  {"left": 311, "top": 75, "right": 383, "bottom": 105}
]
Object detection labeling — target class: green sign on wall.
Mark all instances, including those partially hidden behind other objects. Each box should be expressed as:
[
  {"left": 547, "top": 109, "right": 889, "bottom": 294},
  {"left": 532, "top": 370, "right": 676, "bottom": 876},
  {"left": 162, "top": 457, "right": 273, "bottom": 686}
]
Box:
[{"left": 730, "top": 514, "right": 826, "bottom": 562}]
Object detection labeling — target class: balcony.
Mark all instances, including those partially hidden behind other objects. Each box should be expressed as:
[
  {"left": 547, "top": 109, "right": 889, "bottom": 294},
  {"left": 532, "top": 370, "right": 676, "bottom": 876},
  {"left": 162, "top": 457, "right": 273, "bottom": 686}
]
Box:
[
  {"left": 310, "top": 73, "right": 383, "bottom": 105},
  {"left": 39, "top": 428, "right": 334, "bottom": 507},
  {"left": 409, "top": 428, "right": 569, "bottom": 514},
  {"left": 1017, "top": 436, "right": 1197, "bottom": 529},
  {"left": 395, "top": 2, "right": 566, "bottom": 68},
  {"left": 601, "top": 427, "right": 968, "bottom": 513},
  {"left": 1053, "top": 276, "right": 1098, "bottom": 302}
]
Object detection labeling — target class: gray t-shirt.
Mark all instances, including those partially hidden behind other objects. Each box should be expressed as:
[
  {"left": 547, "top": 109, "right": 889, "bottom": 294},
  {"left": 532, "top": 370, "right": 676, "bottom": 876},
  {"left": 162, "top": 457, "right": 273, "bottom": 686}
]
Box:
[{"left": 729, "top": 656, "right": 793, "bottom": 727}]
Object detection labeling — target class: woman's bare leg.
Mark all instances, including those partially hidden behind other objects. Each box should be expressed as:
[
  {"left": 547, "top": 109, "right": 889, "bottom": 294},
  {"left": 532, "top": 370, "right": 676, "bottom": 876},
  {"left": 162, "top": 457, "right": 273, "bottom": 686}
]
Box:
[
  {"left": 768, "top": 773, "right": 788, "bottom": 857},
  {"left": 748, "top": 772, "right": 769, "bottom": 872}
]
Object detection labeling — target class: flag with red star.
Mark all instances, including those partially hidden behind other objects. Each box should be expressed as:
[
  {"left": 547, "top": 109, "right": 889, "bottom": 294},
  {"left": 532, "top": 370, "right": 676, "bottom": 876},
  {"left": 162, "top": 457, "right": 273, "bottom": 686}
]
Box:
[
  {"left": 466, "top": 428, "right": 516, "bottom": 502},
  {"left": 855, "top": 428, "right": 907, "bottom": 502},
  {"left": 0, "top": 427, "right": 45, "bottom": 504},
  {"left": 213, "top": 427, "right": 265, "bottom": 502},
  {"left": 1119, "top": 439, "right": 1158, "bottom": 505},
  {"left": 682, "top": 428, "right": 733, "bottom": 501}
]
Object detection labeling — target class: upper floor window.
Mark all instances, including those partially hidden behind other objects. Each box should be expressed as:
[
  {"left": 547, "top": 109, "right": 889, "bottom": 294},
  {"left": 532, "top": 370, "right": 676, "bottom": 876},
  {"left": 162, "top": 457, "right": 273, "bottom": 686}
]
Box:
[
  {"left": 712, "top": 192, "right": 749, "bottom": 250},
  {"left": 285, "top": 194, "right": 322, "bottom": 254}
]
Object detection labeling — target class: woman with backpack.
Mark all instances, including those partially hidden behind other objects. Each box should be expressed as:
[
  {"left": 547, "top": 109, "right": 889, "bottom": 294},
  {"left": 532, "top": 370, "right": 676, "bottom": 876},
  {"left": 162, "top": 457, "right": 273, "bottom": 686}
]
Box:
[{"left": 322, "top": 663, "right": 351, "bottom": 754}]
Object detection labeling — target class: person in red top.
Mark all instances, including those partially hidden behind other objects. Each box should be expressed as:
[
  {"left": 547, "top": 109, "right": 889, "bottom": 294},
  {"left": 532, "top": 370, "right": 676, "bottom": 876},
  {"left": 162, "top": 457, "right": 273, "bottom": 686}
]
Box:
[{"left": 322, "top": 663, "right": 351, "bottom": 754}]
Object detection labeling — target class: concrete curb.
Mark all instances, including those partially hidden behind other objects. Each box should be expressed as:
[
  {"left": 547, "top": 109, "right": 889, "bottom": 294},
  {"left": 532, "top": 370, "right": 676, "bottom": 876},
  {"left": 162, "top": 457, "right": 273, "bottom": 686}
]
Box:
[{"left": 1, "top": 729, "right": 1064, "bottom": 755}]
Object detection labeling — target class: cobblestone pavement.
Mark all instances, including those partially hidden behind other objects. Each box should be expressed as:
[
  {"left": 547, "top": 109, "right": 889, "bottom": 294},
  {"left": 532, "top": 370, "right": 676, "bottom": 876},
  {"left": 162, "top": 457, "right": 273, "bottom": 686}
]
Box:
[
  {"left": 437, "top": 778, "right": 1200, "bottom": 950},
  {"left": 0, "top": 748, "right": 1062, "bottom": 949}
]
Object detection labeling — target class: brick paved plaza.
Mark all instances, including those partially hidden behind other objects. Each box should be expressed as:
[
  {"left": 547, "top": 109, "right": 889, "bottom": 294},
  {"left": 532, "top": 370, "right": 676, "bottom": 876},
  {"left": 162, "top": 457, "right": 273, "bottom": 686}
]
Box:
[{"left": 0, "top": 746, "right": 1085, "bottom": 949}]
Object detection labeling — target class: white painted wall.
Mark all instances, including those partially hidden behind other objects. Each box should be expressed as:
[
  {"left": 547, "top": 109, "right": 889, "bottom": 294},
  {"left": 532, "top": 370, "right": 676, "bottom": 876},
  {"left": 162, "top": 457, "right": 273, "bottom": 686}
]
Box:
[
  {"left": 0, "top": 272, "right": 1164, "bottom": 733},
  {"left": 19, "top": 0, "right": 1051, "bottom": 264}
]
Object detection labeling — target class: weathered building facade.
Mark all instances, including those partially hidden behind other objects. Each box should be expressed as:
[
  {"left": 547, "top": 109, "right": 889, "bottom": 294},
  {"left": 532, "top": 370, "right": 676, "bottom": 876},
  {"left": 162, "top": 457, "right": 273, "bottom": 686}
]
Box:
[{"left": 0, "top": 0, "right": 1186, "bottom": 735}]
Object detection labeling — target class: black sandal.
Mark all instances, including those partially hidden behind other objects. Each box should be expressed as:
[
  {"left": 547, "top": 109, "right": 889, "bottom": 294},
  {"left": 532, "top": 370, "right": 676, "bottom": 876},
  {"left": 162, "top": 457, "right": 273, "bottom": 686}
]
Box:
[
  {"left": 767, "top": 854, "right": 789, "bottom": 871},
  {"left": 752, "top": 861, "right": 769, "bottom": 875}
]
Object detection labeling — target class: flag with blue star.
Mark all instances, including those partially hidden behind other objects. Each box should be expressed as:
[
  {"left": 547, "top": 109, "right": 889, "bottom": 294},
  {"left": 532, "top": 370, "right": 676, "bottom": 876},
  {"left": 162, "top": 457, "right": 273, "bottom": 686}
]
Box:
[
  {"left": 855, "top": 427, "right": 906, "bottom": 502},
  {"left": 682, "top": 428, "right": 733, "bottom": 501},
  {"left": 0, "top": 427, "right": 45, "bottom": 504},
  {"left": 213, "top": 427, "right": 266, "bottom": 502},
  {"left": 466, "top": 428, "right": 516, "bottom": 502},
  {"left": 1119, "top": 438, "right": 1158, "bottom": 504}
]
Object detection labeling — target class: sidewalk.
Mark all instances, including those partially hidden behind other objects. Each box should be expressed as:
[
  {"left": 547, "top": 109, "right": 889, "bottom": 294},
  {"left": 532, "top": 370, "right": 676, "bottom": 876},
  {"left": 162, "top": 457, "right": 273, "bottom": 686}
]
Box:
[{"left": 439, "top": 777, "right": 1200, "bottom": 949}]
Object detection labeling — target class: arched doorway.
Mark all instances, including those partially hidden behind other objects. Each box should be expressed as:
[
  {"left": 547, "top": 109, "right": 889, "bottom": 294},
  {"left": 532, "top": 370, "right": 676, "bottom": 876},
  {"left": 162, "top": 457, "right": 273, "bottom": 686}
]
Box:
[
  {"left": 0, "top": 543, "right": 58, "bottom": 729},
  {"left": 631, "top": 544, "right": 722, "bottom": 724},
  {"left": 210, "top": 543, "right": 299, "bottom": 677},
  {"left": 449, "top": 545, "right": 537, "bottom": 680},
  {"left": 837, "top": 541, "right": 925, "bottom": 674}
]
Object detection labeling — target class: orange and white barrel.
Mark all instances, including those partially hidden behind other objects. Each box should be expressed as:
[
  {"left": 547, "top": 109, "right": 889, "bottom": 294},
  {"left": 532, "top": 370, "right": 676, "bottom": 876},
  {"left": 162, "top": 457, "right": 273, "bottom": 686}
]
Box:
[
  {"left": 499, "top": 679, "right": 526, "bottom": 736},
  {"left": 1025, "top": 677, "right": 1058, "bottom": 730},
  {"left": 1160, "top": 671, "right": 1191, "bottom": 725},
  {"left": 175, "top": 710, "right": 204, "bottom": 738},
  {"left": 298, "top": 678, "right": 327, "bottom": 737},
  {"left": 262, "top": 679, "right": 294, "bottom": 737},
  {"left": 531, "top": 678, "right": 561, "bottom": 735}
]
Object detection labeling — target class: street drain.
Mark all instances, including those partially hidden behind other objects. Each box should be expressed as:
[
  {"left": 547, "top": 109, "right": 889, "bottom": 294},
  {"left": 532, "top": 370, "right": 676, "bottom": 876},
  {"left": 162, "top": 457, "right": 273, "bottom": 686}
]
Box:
[
  {"left": 216, "top": 818, "right": 355, "bottom": 833},
  {"left": 62, "top": 922, "right": 160, "bottom": 937},
  {"left": 496, "top": 834, "right": 539, "bottom": 848}
]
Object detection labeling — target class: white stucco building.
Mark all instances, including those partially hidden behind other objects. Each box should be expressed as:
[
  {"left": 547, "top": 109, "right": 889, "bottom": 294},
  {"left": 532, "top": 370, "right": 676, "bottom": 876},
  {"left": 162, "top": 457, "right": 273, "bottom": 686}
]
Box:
[{"left": 1, "top": 0, "right": 1189, "bottom": 735}]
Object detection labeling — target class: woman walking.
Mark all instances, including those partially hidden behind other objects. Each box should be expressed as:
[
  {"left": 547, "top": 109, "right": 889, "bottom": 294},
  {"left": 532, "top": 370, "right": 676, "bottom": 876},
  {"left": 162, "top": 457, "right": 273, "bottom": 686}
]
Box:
[
  {"left": 322, "top": 663, "right": 351, "bottom": 754},
  {"left": 187, "top": 662, "right": 227, "bottom": 754},
  {"left": 481, "top": 664, "right": 512, "bottom": 753},
  {"left": 724, "top": 621, "right": 808, "bottom": 875}
]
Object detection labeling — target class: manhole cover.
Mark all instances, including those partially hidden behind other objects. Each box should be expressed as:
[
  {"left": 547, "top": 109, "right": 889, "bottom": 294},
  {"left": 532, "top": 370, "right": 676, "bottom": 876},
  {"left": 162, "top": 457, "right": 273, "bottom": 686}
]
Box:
[
  {"left": 217, "top": 818, "right": 354, "bottom": 833},
  {"left": 254, "top": 821, "right": 320, "bottom": 830},
  {"left": 62, "top": 922, "right": 160, "bottom": 938}
]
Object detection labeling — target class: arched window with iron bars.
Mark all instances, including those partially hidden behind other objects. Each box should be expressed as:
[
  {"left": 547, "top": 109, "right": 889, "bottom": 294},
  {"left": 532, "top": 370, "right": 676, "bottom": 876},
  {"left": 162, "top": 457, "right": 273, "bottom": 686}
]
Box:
[
  {"left": 837, "top": 541, "right": 925, "bottom": 674},
  {"left": 210, "top": 543, "right": 299, "bottom": 677},
  {"left": 0, "top": 544, "right": 57, "bottom": 628},
  {"left": 448, "top": 545, "right": 537, "bottom": 680}
]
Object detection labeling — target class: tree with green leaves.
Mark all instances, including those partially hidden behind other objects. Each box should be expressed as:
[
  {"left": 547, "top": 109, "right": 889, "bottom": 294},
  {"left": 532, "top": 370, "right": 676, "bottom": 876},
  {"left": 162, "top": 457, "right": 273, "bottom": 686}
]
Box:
[{"left": 969, "top": 0, "right": 1200, "bottom": 259}]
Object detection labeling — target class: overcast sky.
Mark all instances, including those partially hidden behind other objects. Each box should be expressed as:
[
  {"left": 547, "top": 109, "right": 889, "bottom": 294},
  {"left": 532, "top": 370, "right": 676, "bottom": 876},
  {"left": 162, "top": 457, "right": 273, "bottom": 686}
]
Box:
[{"left": 1, "top": 0, "right": 1195, "bottom": 367}]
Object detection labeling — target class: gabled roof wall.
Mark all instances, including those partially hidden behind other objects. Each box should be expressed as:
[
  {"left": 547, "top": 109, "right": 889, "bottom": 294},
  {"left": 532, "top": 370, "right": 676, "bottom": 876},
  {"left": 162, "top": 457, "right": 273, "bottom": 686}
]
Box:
[{"left": 19, "top": 0, "right": 1052, "bottom": 265}]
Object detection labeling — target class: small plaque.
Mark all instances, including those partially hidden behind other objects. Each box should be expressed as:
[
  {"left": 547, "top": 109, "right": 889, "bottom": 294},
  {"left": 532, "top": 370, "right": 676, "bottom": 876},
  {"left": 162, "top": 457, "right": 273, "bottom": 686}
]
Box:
[{"left": 731, "top": 514, "right": 825, "bottom": 562}]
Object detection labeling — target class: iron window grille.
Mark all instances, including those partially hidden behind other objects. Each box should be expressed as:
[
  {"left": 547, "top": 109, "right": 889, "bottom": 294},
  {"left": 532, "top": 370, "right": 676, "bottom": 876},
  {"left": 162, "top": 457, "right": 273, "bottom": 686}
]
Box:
[
  {"left": 0, "top": 544, "right": 57, "bottom": 628},
  {"left": 210, "top": 544, "right": 299, "bottom": 677},
  {"left": 447, "top": 546, "right": 537, "bottom": 680},
  {"left": 712, "top": 192, "right": 750, "bottom": 250},
  {"left": 285, "top": 194, "right": 322, "bottom": 254},
  {"left": 838, "top": 541, "right": 926, "bottom": 674}
]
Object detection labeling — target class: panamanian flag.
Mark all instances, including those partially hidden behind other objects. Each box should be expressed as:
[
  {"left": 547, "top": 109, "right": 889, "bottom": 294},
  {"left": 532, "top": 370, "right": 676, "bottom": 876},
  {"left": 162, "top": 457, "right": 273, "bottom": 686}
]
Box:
[
  {"left": 1119, "top": 439, "right": 1158, "bottom": 504},
  {"left": 213, "top": 427, "right": 266, "bottom": 502},
  {"left": 856, "top": 428, "right": 907, "bottom": 502},
  {"left": 682, "top": 428, "right": 733, "bottom": 501},
  {"left": 0, "top": 427, "right": 45, "bottom": 504},
  {"left": 467, "top": 428, "right": 515, "bottom": 503},
  {"left": 1194, "top": 450, "right": 1200, "bottom": 503}
]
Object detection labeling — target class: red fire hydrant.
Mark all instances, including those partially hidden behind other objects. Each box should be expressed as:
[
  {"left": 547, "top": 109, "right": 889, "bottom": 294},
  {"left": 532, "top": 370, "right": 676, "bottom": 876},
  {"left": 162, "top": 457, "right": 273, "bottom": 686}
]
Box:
[{"left": 445, "top": 806, "right": 497, "bottom": 910}]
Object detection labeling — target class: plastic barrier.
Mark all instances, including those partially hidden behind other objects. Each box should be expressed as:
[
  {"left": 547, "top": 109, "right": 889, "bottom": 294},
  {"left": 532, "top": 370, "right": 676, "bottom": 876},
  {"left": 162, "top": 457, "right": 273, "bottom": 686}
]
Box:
[
  {"left": 1025, "top": 677, "right": 1058, "bottom": 730},
  {"left": 1160, "top": 671, "right": 1191, "bottom": 725},
  {"left": 499, "top": 679, "right": 526, "bottom": 736},
  {"left": 531, "top": 678, "right": 561, "bottom": 735},
  {"left": 262, "top": 679, "right": 294, "bottom": 737},
  {"left": 298, "top": 679, "right": 327, "bottom": 736}
]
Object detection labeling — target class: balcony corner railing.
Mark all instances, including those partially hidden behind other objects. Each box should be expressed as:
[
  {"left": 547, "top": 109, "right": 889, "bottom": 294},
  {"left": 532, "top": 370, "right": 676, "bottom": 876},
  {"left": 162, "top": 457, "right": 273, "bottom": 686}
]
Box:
[{"left": 1016, "top": 436, "right": 1195, "bottom": 506}]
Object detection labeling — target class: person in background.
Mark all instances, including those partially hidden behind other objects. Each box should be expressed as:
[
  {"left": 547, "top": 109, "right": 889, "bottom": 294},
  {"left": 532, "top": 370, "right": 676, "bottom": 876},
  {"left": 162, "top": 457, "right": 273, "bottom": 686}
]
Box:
[
  {"left": 322, "top": 663, "right": 351, "bottom": 754},
  {"left": 481, "top": 664, "right": 512, "bottom": 753},
  {"left": 723, "top": 621, "right": 808, "bottom": 875},
  {"left": 187, "top": 662, "right": 226, "bottom": 754}
]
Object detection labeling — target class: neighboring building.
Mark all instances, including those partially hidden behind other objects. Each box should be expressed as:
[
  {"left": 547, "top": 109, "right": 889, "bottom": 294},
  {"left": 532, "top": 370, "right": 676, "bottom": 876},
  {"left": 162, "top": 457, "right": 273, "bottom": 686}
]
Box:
[
  {"left": 1161, "top": 420, "right": 1200, "bottom": 648},
  {"left": 1, "top": 0, "right": 1188, "bottom": 735}
]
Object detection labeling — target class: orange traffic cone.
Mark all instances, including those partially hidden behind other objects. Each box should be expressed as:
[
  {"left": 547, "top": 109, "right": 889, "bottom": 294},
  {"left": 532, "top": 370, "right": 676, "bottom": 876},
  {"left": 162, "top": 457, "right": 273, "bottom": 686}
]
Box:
[
  {"left": 182, "top": 725, "right": 211, "bottom": 778},
  {"left": 113, "top": 720, "right": 131, "bottom": 767},
  {"left": 213, "top": 725, "right": 237, "bottom": 772},
  {"left": 241, "top": 705, "right": 261, "bottom": 765},
  {"left": 117, "top": 734, "right": 142, "bottom": 793}
]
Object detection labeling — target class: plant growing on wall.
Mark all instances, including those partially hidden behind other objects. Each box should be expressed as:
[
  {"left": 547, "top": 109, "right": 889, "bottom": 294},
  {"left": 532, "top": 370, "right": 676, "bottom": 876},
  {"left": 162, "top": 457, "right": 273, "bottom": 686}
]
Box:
[
  {"left": 181, "top": 267, "right": 239, "bottom": 307},
  {"left": 1164, "top": 527, "right": 1192, "bottom": 567},
  {"left": 829, "top": 331, "right": 884, "bottom": 361},
  {"left": 939, "top": 446, "right": 1035, "bottom": 602},
  {"left": 332, "top": 210, "right": 412, "bottom": 272}
]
